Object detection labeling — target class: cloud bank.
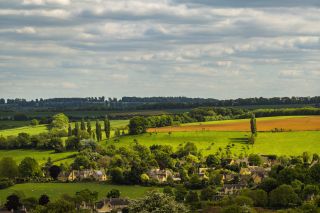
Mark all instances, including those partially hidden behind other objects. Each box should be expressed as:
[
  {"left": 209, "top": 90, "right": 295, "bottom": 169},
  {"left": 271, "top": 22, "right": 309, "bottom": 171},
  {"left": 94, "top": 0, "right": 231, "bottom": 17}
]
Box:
[{"left": 0, "top": 0, "right": 319, "bottom": 99}]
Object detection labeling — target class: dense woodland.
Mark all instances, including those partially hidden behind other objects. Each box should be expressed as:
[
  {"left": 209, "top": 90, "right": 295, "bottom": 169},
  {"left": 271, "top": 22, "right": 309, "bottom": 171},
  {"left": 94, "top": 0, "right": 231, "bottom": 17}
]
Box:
[{"left": 1, "top": 96, "right": 319, "bottom": 110}]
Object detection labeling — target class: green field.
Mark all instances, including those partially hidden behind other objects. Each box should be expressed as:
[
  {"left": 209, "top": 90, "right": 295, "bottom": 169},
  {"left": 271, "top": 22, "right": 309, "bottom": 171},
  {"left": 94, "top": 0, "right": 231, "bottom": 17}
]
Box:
[
  {"left": 0, "top": 120, "right": 31, "bottom": 130},
  {"left": 107, "top": 131, "right": 320, "bottom": 156},
  {"left": 0, "top": 124, "right": 49, "bottom": 137},
  {"left": 0, "top": 120, "right": 129, "bottom": 138},
  {"left": 0, "top": 183, "right": 160, "bottom": 202},
  {"left": 180, "top": 116, "right": 307, "bottom": 126},
  {"left": 0, "top": 150, "right": 77, "bottom": 165},
  {"left": 1, "top": 116, "right": 320, "bottom": 164},
  {"left": 0, "top": 120, "right": 129, "bottom": 164}
]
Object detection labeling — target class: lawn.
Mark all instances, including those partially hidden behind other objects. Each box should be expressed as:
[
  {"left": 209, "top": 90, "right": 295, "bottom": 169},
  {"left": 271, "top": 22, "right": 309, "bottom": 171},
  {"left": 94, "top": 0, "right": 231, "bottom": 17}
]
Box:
[
  {"left": 0, "top": 150, "right": 77, "bottom": 165},
  {"left": 0, "top": 125, "right": 49, "bottom": 137},
  {"left": 107, "top": 131, "right": 320, "bottom": 156},
  {"left": 0, "top": 120, "right": 31, "bottom": 130},
  {"left": 0, "top": 183, "right": 160, "bottom": 202}
]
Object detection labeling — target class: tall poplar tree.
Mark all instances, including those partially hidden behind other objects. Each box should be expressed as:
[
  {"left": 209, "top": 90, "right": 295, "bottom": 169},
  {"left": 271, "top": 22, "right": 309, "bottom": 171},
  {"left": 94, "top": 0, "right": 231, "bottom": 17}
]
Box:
[
  {"left": 87, "top": 120, "right": 92, "bottom": 136},
  {"left": 74, "top": 122, "right": 80, "bottom": 137},
  {"left": 80, "top": 118, "right": 86, "bottom": 131},
  {"left": 68, "top": 124, "right": 72, "bottom": 137},
  {"left": 250, "top": 114, "right": 257, "bottom": 136},
  {"left": 104, "top": 118, "right": 111, "bottom": 139},
  {"left": 96, "top": 120, "right": 102, "bottom": 141}
]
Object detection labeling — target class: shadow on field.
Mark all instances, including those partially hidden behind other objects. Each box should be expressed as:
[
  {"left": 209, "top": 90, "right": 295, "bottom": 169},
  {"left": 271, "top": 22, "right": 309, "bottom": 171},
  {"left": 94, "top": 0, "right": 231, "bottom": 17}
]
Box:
[{"left": 229, "top": 137, "right": 249, "bottom": 144}]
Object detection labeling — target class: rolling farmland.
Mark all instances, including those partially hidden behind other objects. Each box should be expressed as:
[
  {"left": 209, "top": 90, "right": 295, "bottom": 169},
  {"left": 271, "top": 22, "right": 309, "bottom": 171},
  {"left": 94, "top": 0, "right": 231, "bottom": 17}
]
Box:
[{"left": 148, "top": 116, "right": 320, "bottom": 132}]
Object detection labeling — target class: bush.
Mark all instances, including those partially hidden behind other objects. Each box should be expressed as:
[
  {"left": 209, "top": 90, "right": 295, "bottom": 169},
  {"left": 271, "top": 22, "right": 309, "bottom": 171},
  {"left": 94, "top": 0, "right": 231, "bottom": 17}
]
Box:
[
  {"left": 0, "top": 179, "right": 14, "bottom": 189},
  {"left": 269, "top": 185, "right": 300, "bottom": 208}
]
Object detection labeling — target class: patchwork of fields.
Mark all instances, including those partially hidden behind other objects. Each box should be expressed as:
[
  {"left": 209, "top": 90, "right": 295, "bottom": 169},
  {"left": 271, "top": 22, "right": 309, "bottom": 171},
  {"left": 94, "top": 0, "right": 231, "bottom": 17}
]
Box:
[
  {"left": 0, "top": 183, "right": 160, "bottom": 202},
  {"left": 0, "top": 115, "right": 320, "bottom": 201},
  {"left": 148, "top": 116, "right": 320, "bottom": 132}
]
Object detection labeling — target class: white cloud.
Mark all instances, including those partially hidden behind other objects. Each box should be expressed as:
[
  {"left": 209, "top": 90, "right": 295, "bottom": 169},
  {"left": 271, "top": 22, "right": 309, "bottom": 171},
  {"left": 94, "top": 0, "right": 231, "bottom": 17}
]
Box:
[
  {"left": 279, "top": 70, "right": 303, "bottom": 79},
  {"left": 23, "top": 0, "right": 70, "bottom": 5},
  {"left": 0, "top": 0, "right": 320, "bottom": 98},
  {"left": 61, "top": 82, "right": 78, "bottom": 89},
  {"left": 0, "top": 9, "right": 71, "bottom": 19},
  {"left": 15, "top": 26, "right": 36, "bottom": 34},
  {"left": 110, "top": 74, "right": 128, "bottom": 81}
]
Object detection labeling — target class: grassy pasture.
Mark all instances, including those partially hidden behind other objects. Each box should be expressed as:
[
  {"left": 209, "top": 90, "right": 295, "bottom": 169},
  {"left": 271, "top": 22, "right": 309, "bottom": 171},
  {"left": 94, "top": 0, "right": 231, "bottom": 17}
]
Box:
[
  {"left": 0, "top": 125, "right": 49, "bottom": 137},
  {"left": 0, "top": 120, "right": 129, "bottom": 138},
  {"left": 0, "top": 183, "right": 160, "bottom": 202},
  {"left": 0, "top": 150, "right": 77, "bottom": 165},
  {"left": 107, "top": 131, "right": 320, "bottom": 156},
  {"left": 0, "top": 120, "right": 31, "bottom": 130},
  {"left": 149, "top": 116, "right": 320, "bottom": 132},
  {"left": 0, "top": 120, "right": 128, "bottom": 164}
]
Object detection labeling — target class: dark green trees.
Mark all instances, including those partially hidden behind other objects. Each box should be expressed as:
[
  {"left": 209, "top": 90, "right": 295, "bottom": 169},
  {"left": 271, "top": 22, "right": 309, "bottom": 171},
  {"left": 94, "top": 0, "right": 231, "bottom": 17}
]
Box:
[
  {"left": 5, "top": 194, "right": 22, "bottom": 211},
  {"left": 49, "top": 165, "right": 61, "bottom": 180},
  {"left": 74, "top": 122, "right": 80, "bottom": 137},
  {"left": 269, "top": 185, "right": 300, "bottom": 208},
  {"left": 68, "top": 124, "right": 72, "bottom": 137},
  {"left": 104, "top": 118, "right": 111, "bottom": 139},
  {"left": 39, "top": 194, "right": 50, "bottom": 206},
  {"left": 87, "top": 120, "right": 92, "bottom": 135},
  {"left": 0, "top": 157, "right": 18, "bottom": 179},
  {"left": 129, "top": 116, "right": 148, "bottom": 135},
  {"left": 18, "top": 157, "right": 42, "bottom": 178},
  {"left": 107, "top": 189, "right": 120, "bottom": 198},
  {"left": 80, "top": 118, "right": 86, "bottom": 131},
  {"left": 95, "top": 120, "right": 102, "bottom": 141},
  {"left": 250, "top": 114, "right": 257, "bottom": 136}
]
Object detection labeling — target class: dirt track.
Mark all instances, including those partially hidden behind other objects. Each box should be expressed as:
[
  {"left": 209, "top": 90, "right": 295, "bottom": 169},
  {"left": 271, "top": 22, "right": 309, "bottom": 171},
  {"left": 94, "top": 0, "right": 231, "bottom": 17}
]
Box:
[{"left": 148, "top": 116, "right": 320, "bottom": 132}]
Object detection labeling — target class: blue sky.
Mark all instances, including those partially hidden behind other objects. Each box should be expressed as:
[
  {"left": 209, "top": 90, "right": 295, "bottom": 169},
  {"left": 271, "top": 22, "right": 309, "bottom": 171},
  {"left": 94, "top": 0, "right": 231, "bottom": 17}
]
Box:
[{"left": 0, "top": 0, "right": 319, "bottom": 99}]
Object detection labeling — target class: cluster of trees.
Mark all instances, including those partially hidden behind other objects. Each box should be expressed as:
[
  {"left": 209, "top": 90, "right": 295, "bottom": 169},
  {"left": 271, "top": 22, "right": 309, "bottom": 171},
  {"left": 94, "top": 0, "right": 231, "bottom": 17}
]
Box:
[
  {"left": 3, "top": 189, "right": 100, "bottom": 212},
  {"left": 251, "top": 107, "right": 320, "bottom": 117},
  {"left": 188, "top": 107, "right": 320, "bottom": 122},
  {"left": 0, "top": 114, "right": 112, "bottom": 152},
  {"left": 0, "top": 157, "right": 42, "bottom": 182},
  {"left": 3, "top": 189, "right": 188, "bottom": 213},
  {"left": 0, "top": 132, "right": 65, "bottom": 151}
]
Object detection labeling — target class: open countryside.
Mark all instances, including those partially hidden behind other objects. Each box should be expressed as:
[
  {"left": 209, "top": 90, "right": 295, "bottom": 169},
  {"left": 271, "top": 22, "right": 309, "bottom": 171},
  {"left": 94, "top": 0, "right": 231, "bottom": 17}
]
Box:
[{"left": 1, "top": 0, "right": 320, "bottom": 210}]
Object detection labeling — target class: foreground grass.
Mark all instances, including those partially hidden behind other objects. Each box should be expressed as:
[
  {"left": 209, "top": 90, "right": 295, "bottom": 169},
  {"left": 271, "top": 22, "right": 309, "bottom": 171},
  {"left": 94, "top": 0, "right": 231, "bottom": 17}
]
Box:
[
  {"left": 0, "top": 150, "right": 77, "bottom": 165},
  {"left": 107, "top": 131, "right": 320, "bottom": 156},
  {"left": 0, "top": 183, "right": 160, "bottom": 202}
]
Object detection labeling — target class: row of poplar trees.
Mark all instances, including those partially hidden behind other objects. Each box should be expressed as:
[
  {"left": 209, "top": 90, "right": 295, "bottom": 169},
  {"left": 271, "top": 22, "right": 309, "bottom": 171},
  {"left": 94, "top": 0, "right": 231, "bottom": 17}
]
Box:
[{"left": 68, "top": 117, "right": 111, "bottom": 142}]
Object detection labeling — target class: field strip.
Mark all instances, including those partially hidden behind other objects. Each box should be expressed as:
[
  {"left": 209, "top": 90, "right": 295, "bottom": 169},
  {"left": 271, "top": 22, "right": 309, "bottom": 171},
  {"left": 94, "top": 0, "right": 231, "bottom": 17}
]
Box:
[{"left": 148, "top": 116, "right": 320, "bottom": 132}]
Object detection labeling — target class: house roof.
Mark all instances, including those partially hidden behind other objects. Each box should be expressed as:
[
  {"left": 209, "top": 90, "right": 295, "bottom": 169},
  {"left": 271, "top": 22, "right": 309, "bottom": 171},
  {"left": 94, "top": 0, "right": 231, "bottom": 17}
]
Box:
[
  {"left": 222, "top": 184, "right": 246, "bottom": 190},
  {"left": 109, "top": 198, "right": 129, "bottom": 206}
]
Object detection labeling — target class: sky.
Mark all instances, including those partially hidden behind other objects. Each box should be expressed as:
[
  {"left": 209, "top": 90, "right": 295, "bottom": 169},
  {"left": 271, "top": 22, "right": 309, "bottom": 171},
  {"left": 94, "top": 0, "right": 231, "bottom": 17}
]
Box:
[{"left": 0, "top": 0, "right": 319, "bottom": 100}]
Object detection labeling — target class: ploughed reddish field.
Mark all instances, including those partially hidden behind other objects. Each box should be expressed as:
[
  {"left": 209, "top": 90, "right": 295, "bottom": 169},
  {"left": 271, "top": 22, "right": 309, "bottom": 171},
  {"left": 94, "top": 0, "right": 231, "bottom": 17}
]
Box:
[{"left": 148, "top": 116, "right": 320, "bottom": 132}]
